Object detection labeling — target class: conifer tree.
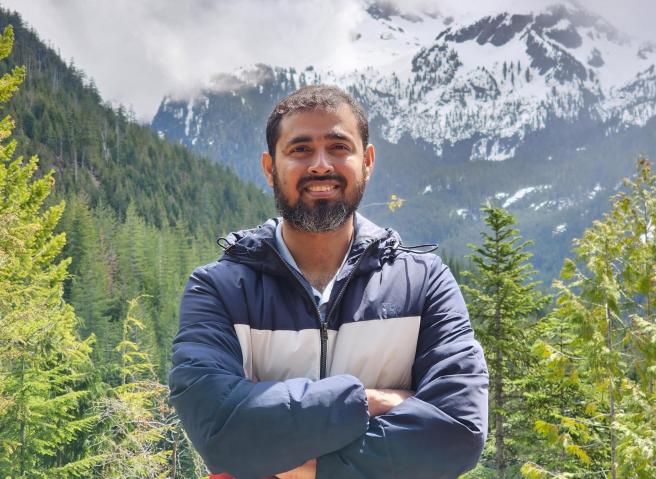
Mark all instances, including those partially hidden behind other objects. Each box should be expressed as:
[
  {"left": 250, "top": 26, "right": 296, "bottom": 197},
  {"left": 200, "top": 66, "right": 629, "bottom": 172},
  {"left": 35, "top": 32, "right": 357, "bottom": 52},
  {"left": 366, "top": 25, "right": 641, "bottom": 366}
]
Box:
[
  {"left": 91, "top": 297, "right": 170, "bottom": 477},
  {"left": 522, "top": 159, "right": 656, "bottom": 479},
  {"left": 91, "top": 296, "right": 206, "bottom": 479},
  {"left": 0, "top": 25, "right": 97, "bottom": 477},
  {"left": 462, "top": 205, "right": 549, "bottom": 478}
]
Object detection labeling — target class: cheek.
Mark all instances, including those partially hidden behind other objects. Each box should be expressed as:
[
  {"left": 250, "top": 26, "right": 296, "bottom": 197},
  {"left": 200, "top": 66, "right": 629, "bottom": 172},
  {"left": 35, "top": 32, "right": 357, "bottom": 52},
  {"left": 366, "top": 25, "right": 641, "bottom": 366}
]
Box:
[{"left": 274, "top": 168, "right": 302, "bottom": 195}]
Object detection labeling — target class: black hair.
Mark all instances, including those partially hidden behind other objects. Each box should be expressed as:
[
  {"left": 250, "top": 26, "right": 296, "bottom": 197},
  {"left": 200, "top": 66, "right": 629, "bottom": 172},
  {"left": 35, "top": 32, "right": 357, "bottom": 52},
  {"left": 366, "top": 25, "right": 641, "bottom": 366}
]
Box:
[{"left": 265, "top": 85, "right": 369, "bottom": 157}]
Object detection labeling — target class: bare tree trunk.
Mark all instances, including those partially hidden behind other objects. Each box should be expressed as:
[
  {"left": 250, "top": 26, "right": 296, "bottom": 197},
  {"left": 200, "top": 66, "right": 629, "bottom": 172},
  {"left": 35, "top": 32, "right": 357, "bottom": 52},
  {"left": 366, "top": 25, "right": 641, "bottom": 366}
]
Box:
[
  {"left": 171, "top": 429, "right": 179, "bottom": 478},
  {"left": 52, "top": 67, "right": 58, "bottom": 92},
  {"left": 101, "top": 125, "right": 109, "bottom": 163},
  {"left": 115, "top": 120, "right": 120, "bottom": 163},
  {"left": 494, "top": 320, "right": 505, "bottom": 479},
  {"left": 18, "top": 356, "right": 26, "bottom": 478},
  {"left": 642, "top": 195, "right": 654, "bottom": 394},
  {"left": 606, "top": 302, "right": 617, "bottom": 479},
  {"left": 73, "top": 146, "right": 78, "bottom": 184}
]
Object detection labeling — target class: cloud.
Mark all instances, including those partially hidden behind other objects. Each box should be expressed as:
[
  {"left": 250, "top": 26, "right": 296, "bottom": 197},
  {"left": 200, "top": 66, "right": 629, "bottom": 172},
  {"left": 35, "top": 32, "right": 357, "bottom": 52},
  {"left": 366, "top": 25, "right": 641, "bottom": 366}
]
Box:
[
  {"left": 2, "top": 0, "right": 653, "bottom": 122},
  {"left": 1, "top": 0, "right": 366, "bottom": 121},
  {"left": 386, "top": 0, "right": 656, "bottom": 39},
  {"left": 576, "top": 0, "right": 656, "bottom": 42}
]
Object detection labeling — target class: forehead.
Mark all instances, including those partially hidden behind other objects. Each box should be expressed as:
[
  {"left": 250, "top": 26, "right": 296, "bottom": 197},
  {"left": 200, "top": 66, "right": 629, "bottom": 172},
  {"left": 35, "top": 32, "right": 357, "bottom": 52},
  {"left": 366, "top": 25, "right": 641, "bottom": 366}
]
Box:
[{"left": 277, "top": 104, "right": 360, "bottom": 145}]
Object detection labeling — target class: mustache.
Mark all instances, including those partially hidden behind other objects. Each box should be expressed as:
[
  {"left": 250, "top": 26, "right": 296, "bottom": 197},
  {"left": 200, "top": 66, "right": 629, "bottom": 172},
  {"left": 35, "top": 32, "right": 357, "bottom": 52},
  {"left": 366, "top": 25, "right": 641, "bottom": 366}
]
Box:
[{"left": 297, "top": 174, "right": 346, "bottom": 189}]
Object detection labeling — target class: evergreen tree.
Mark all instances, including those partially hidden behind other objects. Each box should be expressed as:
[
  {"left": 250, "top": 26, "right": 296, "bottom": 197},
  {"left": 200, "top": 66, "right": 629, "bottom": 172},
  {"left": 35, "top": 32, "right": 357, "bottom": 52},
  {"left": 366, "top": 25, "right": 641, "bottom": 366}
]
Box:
[
  {"left": 91, "top": 297, "right": 170, "bottom": 477},
  {"left": 90, "top": 297, "right": 205, "bottom": 479},
  {"left": 522, "top": 159, "right": 656, "bottom": 478},
  {"left": 0, "top": 25, "right": 97, "bottom": 477},
  {"left": 462, "top": 205, "right": 549, "bottom": 478}
]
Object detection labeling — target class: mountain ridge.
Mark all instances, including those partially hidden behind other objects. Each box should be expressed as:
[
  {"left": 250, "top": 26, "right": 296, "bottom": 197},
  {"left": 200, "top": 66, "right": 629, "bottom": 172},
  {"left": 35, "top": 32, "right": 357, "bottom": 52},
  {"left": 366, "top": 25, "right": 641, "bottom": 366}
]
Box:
[{"left": 151, "top": 1, "right": 656, "bottom": 282}]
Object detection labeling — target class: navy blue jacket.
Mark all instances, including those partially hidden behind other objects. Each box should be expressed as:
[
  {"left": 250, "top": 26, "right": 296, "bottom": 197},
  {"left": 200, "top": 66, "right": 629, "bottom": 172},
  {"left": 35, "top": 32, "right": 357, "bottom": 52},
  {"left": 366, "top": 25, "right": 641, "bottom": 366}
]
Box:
[{"left": 169, "top": 214, "right": 488, "bottom": 478}]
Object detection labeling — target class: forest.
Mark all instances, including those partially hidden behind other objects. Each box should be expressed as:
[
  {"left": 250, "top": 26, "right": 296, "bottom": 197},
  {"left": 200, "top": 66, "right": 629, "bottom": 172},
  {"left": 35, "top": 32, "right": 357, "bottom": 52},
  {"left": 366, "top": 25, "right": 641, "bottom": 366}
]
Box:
[{"left": 1, "top": 10, "right": 655, "bottom": 479}]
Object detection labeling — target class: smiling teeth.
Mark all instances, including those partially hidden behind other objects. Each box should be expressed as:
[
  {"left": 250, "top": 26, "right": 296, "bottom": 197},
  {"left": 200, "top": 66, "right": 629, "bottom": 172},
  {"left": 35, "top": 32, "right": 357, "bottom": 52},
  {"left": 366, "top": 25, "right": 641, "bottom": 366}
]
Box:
[{"left": 307, "top": 185, "right": 336, "bottom": 192}]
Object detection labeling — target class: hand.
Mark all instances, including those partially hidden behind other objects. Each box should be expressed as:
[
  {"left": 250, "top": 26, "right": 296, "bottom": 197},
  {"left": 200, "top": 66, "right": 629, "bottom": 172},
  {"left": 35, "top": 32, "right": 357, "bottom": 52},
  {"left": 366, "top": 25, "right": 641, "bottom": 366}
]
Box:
[
  {"left": 276, "top": 459, "right": 316, "bottom": 479},
  {"left": 365, "top": 388, "right": 414, "bottom": 416}
]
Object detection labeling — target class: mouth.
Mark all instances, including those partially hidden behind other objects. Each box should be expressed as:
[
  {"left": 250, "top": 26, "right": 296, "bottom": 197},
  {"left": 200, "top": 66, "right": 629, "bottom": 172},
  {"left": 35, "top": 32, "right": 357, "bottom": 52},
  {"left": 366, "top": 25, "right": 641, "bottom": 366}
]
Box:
[
  {"left": 304, "top": 184, "right": 340, "bottom": 193},
  {"left": 302, "top": 182, "right": 341, "bottom": 199},
  {"left": 298, "top": 175, "right": 345, "bottom": 199}
]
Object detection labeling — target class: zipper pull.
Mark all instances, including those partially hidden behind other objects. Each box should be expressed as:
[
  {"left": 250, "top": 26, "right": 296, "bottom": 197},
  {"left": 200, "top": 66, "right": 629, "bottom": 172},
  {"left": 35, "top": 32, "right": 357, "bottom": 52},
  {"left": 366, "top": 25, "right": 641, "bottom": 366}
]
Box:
[{"left": 319, "top": 321, "right": 329, "bottom": 379}]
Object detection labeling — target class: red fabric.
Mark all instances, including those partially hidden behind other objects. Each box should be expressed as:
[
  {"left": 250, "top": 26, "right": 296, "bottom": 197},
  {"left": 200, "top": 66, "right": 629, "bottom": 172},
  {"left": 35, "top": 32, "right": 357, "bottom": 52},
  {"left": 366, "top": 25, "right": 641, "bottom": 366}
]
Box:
[{"left": 209, "top": 475, "right": 276, "bottom": 479}]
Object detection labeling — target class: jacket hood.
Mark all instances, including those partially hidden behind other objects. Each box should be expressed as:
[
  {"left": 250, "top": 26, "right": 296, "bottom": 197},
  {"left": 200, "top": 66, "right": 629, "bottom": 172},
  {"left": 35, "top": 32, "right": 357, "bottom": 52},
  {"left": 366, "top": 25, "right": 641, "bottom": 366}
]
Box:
[{"left": 216, "top": 213, "right": 409, "bottom": 276}]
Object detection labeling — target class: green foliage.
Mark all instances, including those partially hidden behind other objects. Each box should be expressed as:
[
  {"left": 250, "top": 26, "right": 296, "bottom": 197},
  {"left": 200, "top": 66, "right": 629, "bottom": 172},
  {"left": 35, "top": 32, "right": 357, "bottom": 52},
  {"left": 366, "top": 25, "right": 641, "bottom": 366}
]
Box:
[
  {"left": 57, "top": 194, "right": 216, "bottom": 379},
  {"left": 462, "top": 205, "right": 550, "bottom": 478},
  {"left": 0, "top": 20, "right": 212, "bottom": 478},
  {"left": 2, "top": 6, "right": 656, "bottom": 478},
  {"left": 89, "top": 297, "right": 177, "bottom": 478},
  {"left": 524, "top": 159, "right": 656, "bottom": 479},
  {"left": 0, "top": 24, "right": 98, "bottom": 477},
  {"left": 0, "top": 6, "right": 273, "bottom": 385}
]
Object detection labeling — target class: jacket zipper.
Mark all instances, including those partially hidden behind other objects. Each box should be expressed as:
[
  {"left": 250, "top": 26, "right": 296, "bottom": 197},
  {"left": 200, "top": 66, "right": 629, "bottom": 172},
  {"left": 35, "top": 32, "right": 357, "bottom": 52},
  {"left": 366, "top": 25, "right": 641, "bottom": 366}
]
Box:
[
  {"left": 321, "top": 240, "right": 381, "bottom": 378},
  {"left": 262, "top": 239, "right": 381, "bottom": 380},
  {"left": 262, "top": 243, "right": 324, "bottom": 376},
  {"left": 319, "top": 321, "right": 329, "bottom": 379}
]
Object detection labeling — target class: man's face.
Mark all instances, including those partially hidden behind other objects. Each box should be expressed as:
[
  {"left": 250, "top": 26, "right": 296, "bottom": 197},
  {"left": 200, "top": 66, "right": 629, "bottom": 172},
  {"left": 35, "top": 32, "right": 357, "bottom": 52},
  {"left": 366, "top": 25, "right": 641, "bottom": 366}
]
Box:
[{"left": 262, "top": 104, "right": 375, "bottom": 233}]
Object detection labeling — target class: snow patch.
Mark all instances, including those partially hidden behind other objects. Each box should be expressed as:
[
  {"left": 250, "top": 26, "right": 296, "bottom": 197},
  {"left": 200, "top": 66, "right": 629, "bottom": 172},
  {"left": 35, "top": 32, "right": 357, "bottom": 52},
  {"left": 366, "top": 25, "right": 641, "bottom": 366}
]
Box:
[
  {"left": 553, "top": 223, "right": 567, "bottom": 235},
  {"left": 532, "top": 200, "right": 549, "bottom": 211},
  {"left": 503, "top": 185, "right": 552, "bottom": 208},
  {"left": 587, "top": 183, "right": 603, "bottom": 199},
  {"left": 184, "top": 98, "right": 194, "bottom": 137}
]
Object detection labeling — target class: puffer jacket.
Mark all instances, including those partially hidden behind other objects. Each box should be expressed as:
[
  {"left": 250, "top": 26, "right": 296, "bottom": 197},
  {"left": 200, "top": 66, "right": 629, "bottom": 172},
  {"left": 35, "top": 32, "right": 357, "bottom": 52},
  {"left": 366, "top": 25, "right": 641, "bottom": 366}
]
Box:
[{"left": 169, "top": 213, "right": 488, "bottom": 479}]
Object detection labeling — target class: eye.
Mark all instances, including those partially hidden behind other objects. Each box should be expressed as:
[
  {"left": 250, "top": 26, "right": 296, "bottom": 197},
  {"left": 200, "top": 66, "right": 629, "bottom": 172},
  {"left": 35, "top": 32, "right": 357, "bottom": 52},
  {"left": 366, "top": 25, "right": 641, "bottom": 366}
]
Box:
[
  {"left": 290, "top": 145, "right": 311, "bottom": 153},
  {"left": 332, "top": 144, "right": 350, "bottom": 151}
]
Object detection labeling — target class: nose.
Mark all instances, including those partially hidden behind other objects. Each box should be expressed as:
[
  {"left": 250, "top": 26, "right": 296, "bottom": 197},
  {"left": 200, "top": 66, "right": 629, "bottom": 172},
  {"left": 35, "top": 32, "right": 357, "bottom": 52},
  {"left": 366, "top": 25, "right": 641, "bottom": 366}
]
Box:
[{"left": 308, "top": 148, "right": 334, "bottom": 175}]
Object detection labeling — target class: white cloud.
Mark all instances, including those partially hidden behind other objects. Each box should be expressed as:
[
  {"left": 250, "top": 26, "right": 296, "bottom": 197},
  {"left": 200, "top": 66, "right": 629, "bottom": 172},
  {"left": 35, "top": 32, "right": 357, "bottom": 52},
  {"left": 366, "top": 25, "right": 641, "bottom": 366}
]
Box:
[
  {"left": 1, "top": 0, "right": 365, "bottom": 121},
  {"left": 2, "top": 0, "right": 653, "bottom": 122}
]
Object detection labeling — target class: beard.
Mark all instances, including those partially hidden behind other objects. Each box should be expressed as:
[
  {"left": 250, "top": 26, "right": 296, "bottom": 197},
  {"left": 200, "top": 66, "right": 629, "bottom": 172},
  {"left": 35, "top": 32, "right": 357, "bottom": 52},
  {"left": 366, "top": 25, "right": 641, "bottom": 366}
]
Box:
[{"left": 272, "top": 167, "right": 366, "bottom": 233}]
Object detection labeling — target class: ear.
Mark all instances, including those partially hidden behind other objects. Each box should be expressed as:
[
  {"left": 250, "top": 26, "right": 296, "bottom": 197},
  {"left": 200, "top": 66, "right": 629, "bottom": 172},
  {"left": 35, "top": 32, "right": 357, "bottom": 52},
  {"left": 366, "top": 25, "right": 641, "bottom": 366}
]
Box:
[
  {"left": 261, "top": 151, "right": 274, "bottom": 188},
  {"left": 364, "top": 144, "right": 375, "bottom": 181}
]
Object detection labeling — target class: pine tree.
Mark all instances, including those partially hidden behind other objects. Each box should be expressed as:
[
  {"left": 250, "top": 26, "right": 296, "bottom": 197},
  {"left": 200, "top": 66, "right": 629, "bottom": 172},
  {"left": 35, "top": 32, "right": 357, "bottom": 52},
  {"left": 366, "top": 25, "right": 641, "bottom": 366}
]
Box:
[
  {"left": 0, "top": 25, "right": 98, "bottom": 477},
  {"left": 462, "top": 205, "right": 549, "bottom": 478}
]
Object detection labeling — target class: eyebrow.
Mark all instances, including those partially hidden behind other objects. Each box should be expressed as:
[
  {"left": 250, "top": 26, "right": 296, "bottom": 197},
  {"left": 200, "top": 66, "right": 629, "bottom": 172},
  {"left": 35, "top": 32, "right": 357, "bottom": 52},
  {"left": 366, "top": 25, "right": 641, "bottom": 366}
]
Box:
[{"left": 284, "top": 131, "right": 354, "bottom": 148}]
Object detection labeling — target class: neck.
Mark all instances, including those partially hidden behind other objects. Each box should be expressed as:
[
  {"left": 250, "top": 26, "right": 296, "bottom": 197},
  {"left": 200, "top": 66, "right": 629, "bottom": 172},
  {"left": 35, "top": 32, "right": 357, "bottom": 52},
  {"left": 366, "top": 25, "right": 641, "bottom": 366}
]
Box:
[{"left": 281, "top": 215, "right": 354, "bottom": 286}]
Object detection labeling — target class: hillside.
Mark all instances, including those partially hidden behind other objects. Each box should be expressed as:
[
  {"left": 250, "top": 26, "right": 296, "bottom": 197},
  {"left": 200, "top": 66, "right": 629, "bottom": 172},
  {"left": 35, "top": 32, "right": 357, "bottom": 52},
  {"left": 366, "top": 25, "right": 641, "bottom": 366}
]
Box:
[
  {"left": 0, "top": 8, "right": 273, "bottom": 241},
  {"left": 0, "top": 8, "right": 274, "bottom": 377}
]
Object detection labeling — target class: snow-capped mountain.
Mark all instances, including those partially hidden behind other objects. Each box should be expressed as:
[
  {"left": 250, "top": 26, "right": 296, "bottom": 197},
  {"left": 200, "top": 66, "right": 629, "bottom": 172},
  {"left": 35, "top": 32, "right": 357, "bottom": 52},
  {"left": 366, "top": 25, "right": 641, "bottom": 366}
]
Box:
[
  {"left": 329, "top": 1, "right": 655, "bottom": 160},
  {"left": 151, "top": 0, "right": 656, "bottom": 281}
]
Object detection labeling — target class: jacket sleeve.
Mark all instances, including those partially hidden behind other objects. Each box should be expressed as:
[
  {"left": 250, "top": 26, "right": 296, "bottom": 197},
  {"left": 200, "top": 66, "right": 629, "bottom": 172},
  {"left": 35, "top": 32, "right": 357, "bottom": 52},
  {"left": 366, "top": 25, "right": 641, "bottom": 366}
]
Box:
[
  {"left": 168, "top": 265, "right": 369, "bottom": 479},
  {"left": 316, "top": 257, "right": 489, "bottom": 479}
]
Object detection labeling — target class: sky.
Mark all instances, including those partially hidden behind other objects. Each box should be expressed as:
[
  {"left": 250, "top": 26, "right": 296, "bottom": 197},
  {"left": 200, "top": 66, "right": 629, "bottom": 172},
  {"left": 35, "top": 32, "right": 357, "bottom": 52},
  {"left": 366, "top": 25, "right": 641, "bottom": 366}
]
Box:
[{"left": 1, "top": 0, "right": 654, "bottom": 123}]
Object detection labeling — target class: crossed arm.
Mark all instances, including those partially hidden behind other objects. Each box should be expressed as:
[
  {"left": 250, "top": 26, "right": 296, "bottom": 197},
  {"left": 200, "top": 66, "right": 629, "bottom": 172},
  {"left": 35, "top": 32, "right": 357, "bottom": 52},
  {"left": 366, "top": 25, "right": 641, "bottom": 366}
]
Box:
[
  {"left": 170, "top": 259, "right": 488, "bottom": 478},
  {"left": 277, "top": 389, "right": 414, "bottom": 479}
]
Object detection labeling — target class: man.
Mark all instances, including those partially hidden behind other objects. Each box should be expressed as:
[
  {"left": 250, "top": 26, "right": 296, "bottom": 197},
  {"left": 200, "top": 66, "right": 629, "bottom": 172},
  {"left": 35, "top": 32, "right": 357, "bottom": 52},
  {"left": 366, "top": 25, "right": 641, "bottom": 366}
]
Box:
[{"left": 169, "top": 85, "right": 488, "bottom": 479}]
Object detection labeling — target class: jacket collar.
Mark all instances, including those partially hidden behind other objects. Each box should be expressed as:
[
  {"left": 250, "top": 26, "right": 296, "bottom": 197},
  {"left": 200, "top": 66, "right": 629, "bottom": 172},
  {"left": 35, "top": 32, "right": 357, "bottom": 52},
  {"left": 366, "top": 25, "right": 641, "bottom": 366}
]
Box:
[{"left": 217, "top": 213, "right": 402, "bottom": 276}]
